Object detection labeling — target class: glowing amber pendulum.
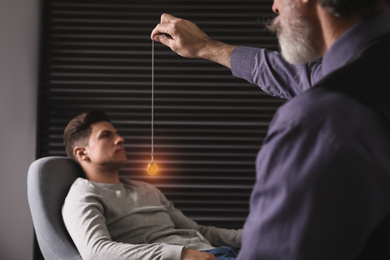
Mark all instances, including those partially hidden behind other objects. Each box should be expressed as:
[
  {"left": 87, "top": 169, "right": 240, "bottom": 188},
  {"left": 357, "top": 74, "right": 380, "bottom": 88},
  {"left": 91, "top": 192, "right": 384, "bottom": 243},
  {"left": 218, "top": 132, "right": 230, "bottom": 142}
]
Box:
[
  {"left": 147, "top": 160, "right": 158, "bottom": 175},
  {"left": 147, "top": 39, "right": 158, "bottom": 176}
]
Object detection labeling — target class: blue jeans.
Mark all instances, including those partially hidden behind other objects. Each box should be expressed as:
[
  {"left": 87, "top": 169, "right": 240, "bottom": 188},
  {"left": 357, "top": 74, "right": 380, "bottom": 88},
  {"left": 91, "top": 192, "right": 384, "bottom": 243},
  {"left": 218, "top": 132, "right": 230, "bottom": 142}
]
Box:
[{"left": 203, "top": 246, "right": 239, "bottom": 260}]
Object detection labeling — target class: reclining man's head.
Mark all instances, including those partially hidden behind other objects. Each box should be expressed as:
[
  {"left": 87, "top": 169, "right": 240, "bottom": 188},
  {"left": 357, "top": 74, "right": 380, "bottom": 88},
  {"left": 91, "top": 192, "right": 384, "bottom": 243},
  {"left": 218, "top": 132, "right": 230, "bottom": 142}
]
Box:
[{"left": 63, "top": 110, "right": 128, "bottom": 183}]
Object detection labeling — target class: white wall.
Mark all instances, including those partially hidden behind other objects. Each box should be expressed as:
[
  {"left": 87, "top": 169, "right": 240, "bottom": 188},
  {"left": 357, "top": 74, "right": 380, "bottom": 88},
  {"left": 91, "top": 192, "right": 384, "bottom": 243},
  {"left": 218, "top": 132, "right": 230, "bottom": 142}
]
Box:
[{"left": 0, "top": 0, "right": 40, "bottom": 259}]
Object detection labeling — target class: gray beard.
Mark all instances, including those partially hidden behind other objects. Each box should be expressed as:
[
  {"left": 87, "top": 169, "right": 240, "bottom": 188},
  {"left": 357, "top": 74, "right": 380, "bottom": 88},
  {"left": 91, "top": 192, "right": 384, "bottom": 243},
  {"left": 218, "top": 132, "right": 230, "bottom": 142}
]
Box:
[{"left": 267, "top": 12, "right": 321, "bottom": 64}]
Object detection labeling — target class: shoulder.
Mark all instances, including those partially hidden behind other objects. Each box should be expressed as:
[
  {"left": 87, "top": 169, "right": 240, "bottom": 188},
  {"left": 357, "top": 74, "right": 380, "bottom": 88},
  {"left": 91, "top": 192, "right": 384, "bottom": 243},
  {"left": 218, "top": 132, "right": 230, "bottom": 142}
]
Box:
[
  {"left": 270, "top": 85, "right": 390, "bottom": 159},
  {"left": 63, "top": 178, "right": 106, "bottom": 215},
  {"left": 68, "top": 177, "right": 99, "bottom": 193},
  {"left": 65, "top": 177, "right": 104, "bottom": 205},
  {"left": 273, "top": 87, "right": 364, "bottom": 131},
  {"left": 265, "top": 87, "right": 383, "bottom": 153}
]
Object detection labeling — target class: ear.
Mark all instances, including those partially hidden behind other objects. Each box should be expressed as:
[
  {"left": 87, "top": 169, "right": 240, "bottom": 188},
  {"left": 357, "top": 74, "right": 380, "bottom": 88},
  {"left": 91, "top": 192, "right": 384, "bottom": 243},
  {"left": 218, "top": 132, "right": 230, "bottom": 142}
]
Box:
[{"left": 73, "top": 146, "right": 89, "bottom": 162}]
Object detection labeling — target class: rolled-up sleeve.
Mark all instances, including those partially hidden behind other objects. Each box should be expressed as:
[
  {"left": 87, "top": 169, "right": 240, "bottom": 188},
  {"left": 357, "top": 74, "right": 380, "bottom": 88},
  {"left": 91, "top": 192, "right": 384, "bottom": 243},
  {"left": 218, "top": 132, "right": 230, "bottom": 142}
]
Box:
[{"left": 231, "top": 46, "right": 322, "bottom": 99}]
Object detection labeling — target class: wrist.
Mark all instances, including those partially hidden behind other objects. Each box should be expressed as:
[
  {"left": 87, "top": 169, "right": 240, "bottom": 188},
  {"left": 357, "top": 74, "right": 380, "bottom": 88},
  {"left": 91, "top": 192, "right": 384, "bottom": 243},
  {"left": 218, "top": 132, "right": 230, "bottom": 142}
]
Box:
[{"left": 199, "top": 40, "right": 237, "bottom": 68}]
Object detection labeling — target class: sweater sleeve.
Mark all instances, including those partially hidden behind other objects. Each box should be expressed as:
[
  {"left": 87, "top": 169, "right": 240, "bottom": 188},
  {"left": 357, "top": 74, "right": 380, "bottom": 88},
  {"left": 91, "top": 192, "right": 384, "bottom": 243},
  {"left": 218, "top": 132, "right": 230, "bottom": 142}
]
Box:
[
  {"left": 62, "top": 178, "right": 183, "bottom": 260},
  {"left": 231, "top": 46, "right": 322, "bottom": 100},
  {"left": 154, "top": 186, "right": 242, "bottom": 249}
]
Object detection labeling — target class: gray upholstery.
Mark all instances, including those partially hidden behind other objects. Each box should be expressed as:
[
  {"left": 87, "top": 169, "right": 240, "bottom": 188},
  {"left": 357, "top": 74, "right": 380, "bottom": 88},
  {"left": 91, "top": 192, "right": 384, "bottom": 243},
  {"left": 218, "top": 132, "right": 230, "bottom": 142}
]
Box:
[{"left": 27, "top": 156, "right": 83, "bottom": 260}]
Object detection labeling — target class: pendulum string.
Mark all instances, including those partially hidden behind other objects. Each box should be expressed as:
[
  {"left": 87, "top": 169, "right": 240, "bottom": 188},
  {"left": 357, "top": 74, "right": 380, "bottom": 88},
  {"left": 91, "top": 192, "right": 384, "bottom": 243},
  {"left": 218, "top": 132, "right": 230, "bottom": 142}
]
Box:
[
  {"left": 151, "top": 39, "right": 155, "bottom": 162},
  {"left": 147, "top": 39, "right": 158, "bottom": 175}
]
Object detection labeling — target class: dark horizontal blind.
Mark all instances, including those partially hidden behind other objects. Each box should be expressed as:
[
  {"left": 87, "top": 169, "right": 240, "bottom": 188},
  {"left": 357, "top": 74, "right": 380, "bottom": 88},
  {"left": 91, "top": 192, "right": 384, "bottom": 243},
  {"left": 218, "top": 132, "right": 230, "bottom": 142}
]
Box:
[{"left": 38, "top": 0, "right": 283, "bottom": 229}]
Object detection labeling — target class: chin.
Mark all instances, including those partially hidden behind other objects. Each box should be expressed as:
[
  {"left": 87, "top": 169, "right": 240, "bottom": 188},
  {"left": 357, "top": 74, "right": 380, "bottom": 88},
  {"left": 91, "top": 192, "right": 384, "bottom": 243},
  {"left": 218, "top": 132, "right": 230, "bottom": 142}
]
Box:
[
  {"left": 278, "top": 28, "right": 321, "bottom": 65},
  {"left": 118, "top": 159, "right": 129, "bottom": 168}
]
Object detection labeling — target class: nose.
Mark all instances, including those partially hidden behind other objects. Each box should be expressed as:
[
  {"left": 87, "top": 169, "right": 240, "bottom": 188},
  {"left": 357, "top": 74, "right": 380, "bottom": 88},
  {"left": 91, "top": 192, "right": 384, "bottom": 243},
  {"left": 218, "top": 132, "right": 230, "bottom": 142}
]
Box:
[
  {"left": 115, "top": 134, "right": 125, "bottom": 145},
  {"left": 272, "top": 1, "right": 279, "bottom": 14}
]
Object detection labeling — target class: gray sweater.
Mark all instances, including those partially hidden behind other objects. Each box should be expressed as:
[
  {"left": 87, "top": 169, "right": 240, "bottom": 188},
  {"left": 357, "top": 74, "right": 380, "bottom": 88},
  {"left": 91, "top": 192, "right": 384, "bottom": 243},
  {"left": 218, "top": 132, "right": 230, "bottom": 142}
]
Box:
[{"left": 62, "top": 177, "right": 242, "bottom": 260}]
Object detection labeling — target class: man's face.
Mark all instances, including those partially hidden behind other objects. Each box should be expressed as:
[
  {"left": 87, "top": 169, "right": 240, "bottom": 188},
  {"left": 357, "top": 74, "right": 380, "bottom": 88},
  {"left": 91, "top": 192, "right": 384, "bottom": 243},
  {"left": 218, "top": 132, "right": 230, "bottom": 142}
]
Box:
[
  {"left": 269, "top": 0, "right": 321, "bottom": 64},
  {"left": 84, "top": 121, "right": 128, "bottom": 170}
]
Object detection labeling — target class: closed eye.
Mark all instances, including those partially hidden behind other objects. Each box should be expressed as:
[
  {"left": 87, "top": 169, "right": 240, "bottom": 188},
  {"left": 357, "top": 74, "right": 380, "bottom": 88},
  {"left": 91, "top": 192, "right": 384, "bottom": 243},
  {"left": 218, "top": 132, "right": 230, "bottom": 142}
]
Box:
[{"left": 99, "top": 131, "right": 113, "bottom": 139}]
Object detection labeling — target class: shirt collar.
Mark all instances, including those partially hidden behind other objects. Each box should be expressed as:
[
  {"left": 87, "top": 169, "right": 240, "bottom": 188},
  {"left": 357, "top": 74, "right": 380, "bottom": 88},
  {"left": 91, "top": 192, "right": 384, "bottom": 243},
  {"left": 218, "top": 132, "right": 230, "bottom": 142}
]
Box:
[{"left": 322, "top": 11, "right": 390, "bottom": 77}]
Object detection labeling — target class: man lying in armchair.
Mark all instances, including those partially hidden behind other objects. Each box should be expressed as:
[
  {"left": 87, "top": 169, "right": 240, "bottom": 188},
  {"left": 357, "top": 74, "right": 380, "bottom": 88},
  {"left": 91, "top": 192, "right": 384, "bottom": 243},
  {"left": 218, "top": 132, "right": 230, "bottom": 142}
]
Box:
[{"left": 62, "top": 109, "right": 241, "bottom": 260}]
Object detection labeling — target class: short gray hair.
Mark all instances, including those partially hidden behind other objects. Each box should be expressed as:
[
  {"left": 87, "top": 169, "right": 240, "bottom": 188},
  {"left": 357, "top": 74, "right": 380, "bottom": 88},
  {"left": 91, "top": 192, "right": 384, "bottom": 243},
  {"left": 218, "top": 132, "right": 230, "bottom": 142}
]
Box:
[{"left": 316, "top": 0, "right": 390, "bottom": 17}]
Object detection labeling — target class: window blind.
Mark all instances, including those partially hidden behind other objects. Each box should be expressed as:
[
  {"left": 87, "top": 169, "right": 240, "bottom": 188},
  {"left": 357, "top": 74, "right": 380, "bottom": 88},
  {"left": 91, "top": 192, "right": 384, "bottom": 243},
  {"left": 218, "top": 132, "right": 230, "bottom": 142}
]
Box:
[{"left": 37, "top": 0, "right": 283, "bottom": 233}]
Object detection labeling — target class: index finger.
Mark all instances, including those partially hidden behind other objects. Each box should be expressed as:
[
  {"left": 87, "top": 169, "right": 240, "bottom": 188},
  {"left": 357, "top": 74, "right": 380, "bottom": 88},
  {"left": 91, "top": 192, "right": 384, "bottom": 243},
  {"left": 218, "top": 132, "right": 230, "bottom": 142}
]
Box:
[
  {"left": 160, "top": 13, "right": 178, "bottom": 23},
  {"left": 151, "top": 22, "right": 173, "bottom": 40},
  {"left": 151, "top": 13, "right": 175, "bottom": 40}
]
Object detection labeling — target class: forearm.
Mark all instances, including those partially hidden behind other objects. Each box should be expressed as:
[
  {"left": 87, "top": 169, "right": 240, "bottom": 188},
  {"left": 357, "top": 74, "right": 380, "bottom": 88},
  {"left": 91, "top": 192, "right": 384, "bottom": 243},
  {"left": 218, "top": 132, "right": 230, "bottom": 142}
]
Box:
[
  {"left": 64, "top": 209, "right": 184, "bottom": 260},
  {"left": 165, "top": 201, "right": 242, "bottom": 248},
  {"left": 197, "top": 40, "right": 236, "bottom": 68},
  {"left": 151, "top": 13, "right": 322, "bottom": 99},
  {"left": 231, "top": 46, "right": 322, "bottom": 99},
  {"left": 81, "top": 239, "right": 182, "bottom": 260},
  {"left": 62, "top": 187, "right": 184, "bottom": 260},
  {"left": 160, "top": 190, "right": 241, "bottom": 249},
  {"left": 63, "top": 209, "right": 183, "bottom": 259},
  {"left": 196, "top": 225, "right": 242, "bottom": 248}
]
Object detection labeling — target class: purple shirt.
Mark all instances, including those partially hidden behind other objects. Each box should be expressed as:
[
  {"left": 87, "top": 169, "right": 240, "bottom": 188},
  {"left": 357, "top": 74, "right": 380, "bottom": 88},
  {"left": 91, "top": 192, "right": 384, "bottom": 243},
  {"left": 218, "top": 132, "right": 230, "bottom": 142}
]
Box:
[{"left": 232, "top": 12, "right": 390, "bottom": 260}]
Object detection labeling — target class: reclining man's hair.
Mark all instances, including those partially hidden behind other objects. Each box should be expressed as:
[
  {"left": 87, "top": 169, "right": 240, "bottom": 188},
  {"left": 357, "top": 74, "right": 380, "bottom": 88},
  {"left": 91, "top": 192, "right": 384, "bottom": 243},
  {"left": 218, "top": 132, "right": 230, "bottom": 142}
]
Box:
[
  {"left": 63, "top": 109, "right": 111, "bottom": 163},
  {"left": 316, "top": 0, "right": 390, "bottom": 17}
]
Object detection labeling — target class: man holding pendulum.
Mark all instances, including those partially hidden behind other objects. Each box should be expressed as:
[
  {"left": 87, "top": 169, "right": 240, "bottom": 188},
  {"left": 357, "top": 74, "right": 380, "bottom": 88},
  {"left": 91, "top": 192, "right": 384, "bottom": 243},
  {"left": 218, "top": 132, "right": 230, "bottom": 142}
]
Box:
[
  {"left": 151, "top": 0, "right": 390, "bottom": 259},
  {"left": 62, "top": 109, "right": 241, "bottom": 260}
]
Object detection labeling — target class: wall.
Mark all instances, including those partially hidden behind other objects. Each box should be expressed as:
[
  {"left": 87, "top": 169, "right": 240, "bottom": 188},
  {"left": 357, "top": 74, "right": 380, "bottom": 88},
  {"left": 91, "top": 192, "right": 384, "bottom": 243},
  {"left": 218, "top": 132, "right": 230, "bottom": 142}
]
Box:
[{"left": 0, "top": 0, "right": 40, "bottom": 259}]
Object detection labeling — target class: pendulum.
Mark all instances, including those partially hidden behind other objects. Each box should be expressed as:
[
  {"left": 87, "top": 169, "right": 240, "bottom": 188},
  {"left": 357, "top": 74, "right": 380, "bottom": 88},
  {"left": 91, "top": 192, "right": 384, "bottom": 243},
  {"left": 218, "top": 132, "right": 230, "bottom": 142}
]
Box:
[
  {"left": 147, "top": 160, "right": 158, "bottom": 175},
  {"left": 147, "top": 39, "right": 158, "bottom": 175}
]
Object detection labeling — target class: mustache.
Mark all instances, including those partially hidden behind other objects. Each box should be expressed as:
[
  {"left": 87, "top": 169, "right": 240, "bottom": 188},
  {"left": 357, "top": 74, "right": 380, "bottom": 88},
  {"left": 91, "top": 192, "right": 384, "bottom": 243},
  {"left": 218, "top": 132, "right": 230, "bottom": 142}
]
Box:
[
  {"left": 256, "top": 15, "right": 282, "bottom": 35},
  {"left": 265, "top": 16, "right": 282, "bottom": 35}
]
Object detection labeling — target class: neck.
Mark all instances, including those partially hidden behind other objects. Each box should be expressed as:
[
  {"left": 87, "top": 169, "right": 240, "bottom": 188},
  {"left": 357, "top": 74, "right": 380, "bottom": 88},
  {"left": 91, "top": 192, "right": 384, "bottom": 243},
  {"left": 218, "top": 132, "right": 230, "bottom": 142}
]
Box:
[{"left": 81, "top": 164, "right": 121, "bottom": 184}]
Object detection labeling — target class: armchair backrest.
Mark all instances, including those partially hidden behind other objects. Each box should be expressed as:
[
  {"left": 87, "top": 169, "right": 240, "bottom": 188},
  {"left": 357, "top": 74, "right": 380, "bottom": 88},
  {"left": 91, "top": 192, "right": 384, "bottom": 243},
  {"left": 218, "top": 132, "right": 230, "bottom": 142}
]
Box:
[{"left": 27, "top": 156, "right": 83, "bottom": 260}]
